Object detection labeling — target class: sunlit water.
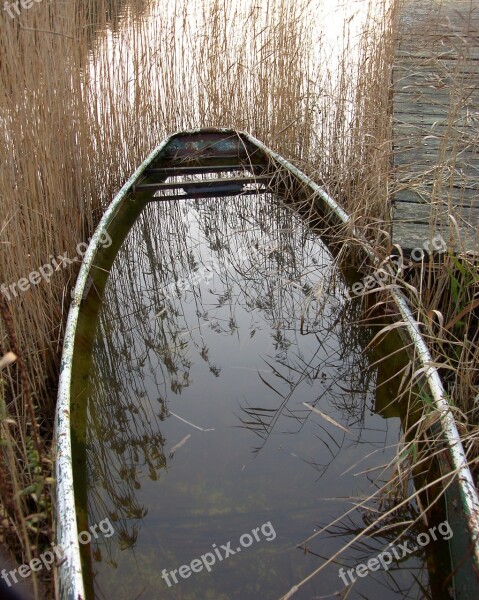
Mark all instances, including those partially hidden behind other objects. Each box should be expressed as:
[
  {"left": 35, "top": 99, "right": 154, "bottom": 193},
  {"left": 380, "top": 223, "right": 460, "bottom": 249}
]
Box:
[{"left": 70, "top": 191, "right": 443, "bottom": 599}]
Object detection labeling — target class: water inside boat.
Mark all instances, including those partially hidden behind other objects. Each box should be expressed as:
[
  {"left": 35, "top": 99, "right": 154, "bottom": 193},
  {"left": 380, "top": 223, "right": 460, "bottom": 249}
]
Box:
[{"left": 70, "top": 189, "right": 451, "bottom": 599}]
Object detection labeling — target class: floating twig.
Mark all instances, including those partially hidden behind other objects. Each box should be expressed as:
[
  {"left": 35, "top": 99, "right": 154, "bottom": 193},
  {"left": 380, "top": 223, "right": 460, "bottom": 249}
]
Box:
[
  {"left": 168, "top": 411, "right": 215, "bottom": 431},
  {"left": 169, "top": 434, "right": 191, "bottom": 458},
  {"left": 302, "top": 402, "right": 351, "bottom": 435}
]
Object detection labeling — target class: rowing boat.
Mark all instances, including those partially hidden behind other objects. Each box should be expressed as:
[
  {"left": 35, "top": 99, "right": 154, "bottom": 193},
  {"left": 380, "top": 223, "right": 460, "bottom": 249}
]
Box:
[{"left": 55, "top": 128, "right": 479, "bottom": 600}]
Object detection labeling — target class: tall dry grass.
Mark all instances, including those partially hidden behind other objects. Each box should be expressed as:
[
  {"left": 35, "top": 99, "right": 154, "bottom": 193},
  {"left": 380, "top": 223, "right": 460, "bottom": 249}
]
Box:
[{"left": 313, "top": 0, "right": 397, "bottom": 234}]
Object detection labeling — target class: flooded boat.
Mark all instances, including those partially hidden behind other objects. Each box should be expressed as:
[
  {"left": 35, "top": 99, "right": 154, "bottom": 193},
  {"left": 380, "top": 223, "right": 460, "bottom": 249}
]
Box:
[{"left": 55, "top": 128, "right": 479, "bottom": 600}]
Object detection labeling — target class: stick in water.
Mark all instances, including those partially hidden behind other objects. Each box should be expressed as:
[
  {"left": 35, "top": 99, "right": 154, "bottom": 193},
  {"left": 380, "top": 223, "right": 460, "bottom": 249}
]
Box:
[
  {"left": 169, "top": 434, "right": 192, "bottom": 458},
  {"left": 168, "top": 411, "right": 215, "bottom": 431},
  {"left": 303, "top": 402, "right": 351, "bottom": 434}
]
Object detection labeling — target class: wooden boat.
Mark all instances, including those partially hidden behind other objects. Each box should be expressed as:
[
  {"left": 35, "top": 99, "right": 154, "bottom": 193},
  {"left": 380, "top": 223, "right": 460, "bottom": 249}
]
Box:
[{"left": 55, "top": 128, "right": 479, "bottom": 599}]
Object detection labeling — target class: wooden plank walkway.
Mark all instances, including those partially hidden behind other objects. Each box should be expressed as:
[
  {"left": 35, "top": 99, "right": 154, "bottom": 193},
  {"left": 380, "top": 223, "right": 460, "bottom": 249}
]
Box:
[{"left": 391, "top": 0, "right": 479, "bottom": 254}]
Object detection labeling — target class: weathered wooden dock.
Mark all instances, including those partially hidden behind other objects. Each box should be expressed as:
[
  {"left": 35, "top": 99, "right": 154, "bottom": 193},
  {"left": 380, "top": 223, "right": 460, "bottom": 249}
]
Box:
[{"left": 392, "top": 0, "right": 479, "bottom": 255}]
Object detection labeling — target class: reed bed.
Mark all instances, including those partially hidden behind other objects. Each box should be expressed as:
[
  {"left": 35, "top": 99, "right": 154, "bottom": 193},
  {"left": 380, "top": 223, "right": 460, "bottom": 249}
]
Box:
[{"left": 3, "top": 0, "right": 479, "bottom": 597}]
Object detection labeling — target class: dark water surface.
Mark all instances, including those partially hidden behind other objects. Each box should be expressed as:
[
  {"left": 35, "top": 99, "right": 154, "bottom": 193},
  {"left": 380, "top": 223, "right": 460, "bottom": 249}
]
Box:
[{"left": 71, "top": 193, "right": 436, "bottom": 599}]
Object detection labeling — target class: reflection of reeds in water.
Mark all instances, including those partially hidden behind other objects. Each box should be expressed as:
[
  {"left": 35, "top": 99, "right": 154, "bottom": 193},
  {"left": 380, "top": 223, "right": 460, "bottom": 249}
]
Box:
[
  {"left": 82, "top": 193, "right": 342, "bottom": 502},
  {"left": 299, "top": 508, "right": 432, "bottom": 598},
  {"left": 77, "top": 190, "right": 411, "bottom": 596},
  {"left": 237, "top": 306, "right": 379, "bottom": 465}
]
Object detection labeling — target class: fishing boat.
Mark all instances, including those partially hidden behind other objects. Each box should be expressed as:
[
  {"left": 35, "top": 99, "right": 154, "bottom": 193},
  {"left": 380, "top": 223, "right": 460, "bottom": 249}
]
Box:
[{"left": 55, "top": 128, "right": 479, "bottom": 600}]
